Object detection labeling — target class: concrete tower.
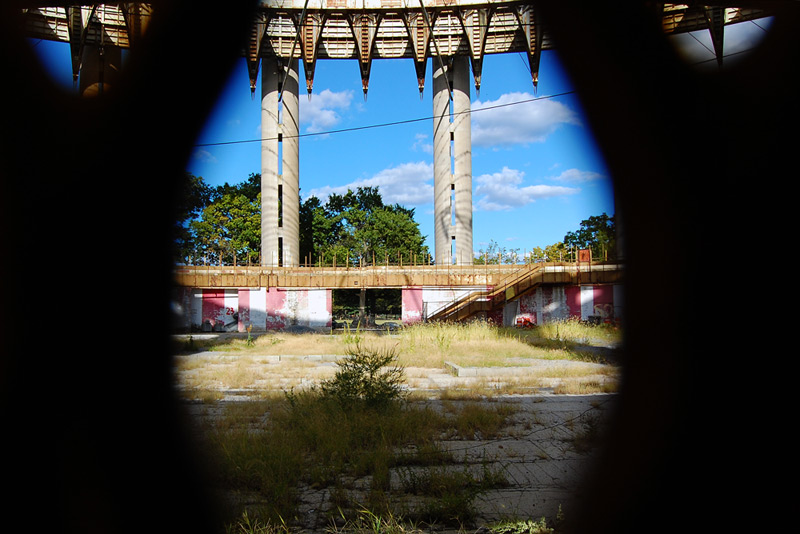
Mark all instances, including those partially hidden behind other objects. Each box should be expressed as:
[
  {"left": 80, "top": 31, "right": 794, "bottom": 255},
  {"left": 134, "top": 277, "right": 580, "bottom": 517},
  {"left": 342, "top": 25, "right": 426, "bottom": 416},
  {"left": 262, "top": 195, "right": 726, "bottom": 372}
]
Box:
[
  {"left": 433, "top": 56, "right": 473, "bottom": 265},
  {"left": 78, "top": 44, "right": 122, "bottom": 97},
  {"left": 261, "top": 59, "right": 300, "bottom": 267}
]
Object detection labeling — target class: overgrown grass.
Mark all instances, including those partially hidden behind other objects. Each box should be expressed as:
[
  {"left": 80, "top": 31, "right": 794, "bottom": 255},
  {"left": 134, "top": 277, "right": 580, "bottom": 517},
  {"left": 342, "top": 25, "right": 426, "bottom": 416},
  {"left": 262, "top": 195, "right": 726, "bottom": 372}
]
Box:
[
  {"left": 224, "top": 507, "right": 560, "bottom": 534},
  {"left": 174, "top": 320, "right": 620, "bottom": 399},
  {"left": 175, "top": 323, "right": 615, "bottom": 533},
  {"left": 203, "top": 345, "right": 518, "bottom": 532},
  {"left": 176, "top": 319, "right": 620, "bottom": 365}
]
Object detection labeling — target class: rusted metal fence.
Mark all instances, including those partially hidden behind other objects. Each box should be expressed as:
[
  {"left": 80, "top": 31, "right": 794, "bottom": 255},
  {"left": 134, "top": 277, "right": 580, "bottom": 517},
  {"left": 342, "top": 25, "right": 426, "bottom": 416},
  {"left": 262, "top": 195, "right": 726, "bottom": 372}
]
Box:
[{"left": 173, "top": 260, "right": 623, "bottom": 289}]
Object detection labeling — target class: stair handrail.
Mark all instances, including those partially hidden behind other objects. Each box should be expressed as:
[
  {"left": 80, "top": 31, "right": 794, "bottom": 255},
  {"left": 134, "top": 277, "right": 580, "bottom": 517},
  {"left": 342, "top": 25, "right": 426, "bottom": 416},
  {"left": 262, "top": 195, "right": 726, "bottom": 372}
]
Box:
[{"left": 428, "top": 263, "right": 545, "bottom": 321}]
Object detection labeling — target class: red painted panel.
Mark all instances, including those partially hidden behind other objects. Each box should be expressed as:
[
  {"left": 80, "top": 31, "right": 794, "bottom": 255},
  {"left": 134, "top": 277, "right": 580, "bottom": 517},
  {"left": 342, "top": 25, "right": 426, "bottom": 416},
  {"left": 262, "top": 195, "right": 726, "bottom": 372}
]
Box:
[
  {"left": 565, "top": 286, "right": 582, "bottom": 318},
  {"left": 201, "top": 290, "right": 227, "bottom": 327},
  {"left": 592, "top": 285, "right": 615, "bottom": 322}
]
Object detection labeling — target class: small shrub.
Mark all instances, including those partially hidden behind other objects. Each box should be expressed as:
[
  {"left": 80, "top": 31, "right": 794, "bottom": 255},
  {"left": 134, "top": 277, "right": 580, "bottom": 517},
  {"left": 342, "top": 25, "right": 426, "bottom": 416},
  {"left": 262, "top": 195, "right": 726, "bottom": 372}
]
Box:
[{"left": 320, "top": 344, "right": 407, "bottom": 409}]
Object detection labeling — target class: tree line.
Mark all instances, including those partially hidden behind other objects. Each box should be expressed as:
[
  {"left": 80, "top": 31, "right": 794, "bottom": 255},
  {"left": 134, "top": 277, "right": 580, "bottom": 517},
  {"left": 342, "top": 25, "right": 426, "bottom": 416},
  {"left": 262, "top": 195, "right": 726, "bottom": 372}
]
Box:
[
  {"left": 474, "top": 213, "right": 617, "bottom": 264},
  {"left": 174, "top": 172, "right": 616, "bottom": 266},
  {"left": 174, "top": 172, "right": 429, "bottom": 266}
]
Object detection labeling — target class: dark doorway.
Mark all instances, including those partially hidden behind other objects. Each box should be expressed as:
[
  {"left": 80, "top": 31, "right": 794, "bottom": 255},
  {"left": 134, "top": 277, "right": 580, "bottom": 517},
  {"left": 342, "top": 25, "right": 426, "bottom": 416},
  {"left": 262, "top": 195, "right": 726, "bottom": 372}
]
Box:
[{"left": 332, "top": 288, "right": 401, "bottom": 328}]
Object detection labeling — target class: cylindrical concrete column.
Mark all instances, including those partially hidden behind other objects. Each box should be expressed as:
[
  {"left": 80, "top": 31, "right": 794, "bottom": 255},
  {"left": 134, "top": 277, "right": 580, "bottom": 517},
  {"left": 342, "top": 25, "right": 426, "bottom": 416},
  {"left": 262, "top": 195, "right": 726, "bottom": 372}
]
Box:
[
  {"left": 261, "top": 60, "right": 281, "bottom": 267},
  {"left": 451, "top": 56, "right": 473, "bottom": 266},
  {"left": 432, "top": 60, "right": 452, "bottom": 266},
  {"left": 432, "top": 57, "right": 473, "bottom": 265},
  {"left": 281, "top": 60, "right": 301, "bottom": 268},
  {"left": 261, "top": 59, "right": 300, "bottom": 267},
  {"left": 79, "top": 44, "right": 122, "bottom": 97}
]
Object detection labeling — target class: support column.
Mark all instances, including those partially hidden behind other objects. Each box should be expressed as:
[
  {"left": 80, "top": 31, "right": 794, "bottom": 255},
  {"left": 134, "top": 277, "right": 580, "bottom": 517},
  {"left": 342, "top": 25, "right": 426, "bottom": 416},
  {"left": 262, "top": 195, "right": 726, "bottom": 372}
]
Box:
[
  {"left": 433, "top": 56, "right": 473, "bottom": 265},
  {"left": 261, "top": 59, "right": 301, "bottom": 267},
  {"left": 432, "top": 59, "right": 451, "bottom": 265},
  {"left": 79, "top": 44, "right": 122, "bottom": 97},
  {"left": 452, "top": 56, "right": 474, "bottom": 266}
]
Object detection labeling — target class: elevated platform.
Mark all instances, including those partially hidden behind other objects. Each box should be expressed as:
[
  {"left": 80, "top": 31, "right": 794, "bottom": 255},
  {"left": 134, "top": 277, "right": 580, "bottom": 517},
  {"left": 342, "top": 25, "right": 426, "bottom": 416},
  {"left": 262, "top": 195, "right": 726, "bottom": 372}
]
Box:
[
  {"left": 173, "top": 262, "right": 623, "bottom": 330},
  {"left": 173, "top": 261, "right": 622, "bottom": 289}
]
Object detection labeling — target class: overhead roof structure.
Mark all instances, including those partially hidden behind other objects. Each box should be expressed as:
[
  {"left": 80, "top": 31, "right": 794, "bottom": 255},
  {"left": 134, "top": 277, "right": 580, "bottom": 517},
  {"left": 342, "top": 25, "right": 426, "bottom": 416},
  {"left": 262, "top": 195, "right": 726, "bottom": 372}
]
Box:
[{"left": 22, "top": 2, "right": 771, "bottom": 97}]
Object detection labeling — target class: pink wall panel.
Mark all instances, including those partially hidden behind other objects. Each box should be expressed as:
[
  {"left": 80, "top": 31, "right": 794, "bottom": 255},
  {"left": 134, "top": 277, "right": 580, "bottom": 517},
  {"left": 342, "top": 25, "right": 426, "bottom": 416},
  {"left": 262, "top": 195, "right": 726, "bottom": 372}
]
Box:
[
  {"left": 402, "top": 288, "right": 423, "bottom": 324},
  {"left": 565, "top": 286, "right": 582, "bottom": 318},
  {"left": 265, "top": 288, "right": 287, "bottom": 330},
  {"left": 237, "top": 289, "right": 250, "bottom": 332},
  {"left": 592, "top": 285, "right": 615, "bottom": 322}
]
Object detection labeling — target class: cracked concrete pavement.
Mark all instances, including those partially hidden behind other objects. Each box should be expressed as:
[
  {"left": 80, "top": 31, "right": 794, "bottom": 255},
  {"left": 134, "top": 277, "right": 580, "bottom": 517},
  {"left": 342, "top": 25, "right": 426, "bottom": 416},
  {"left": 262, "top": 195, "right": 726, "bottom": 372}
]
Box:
[{"left": 177, "top": 352, "right": 618, "bottom": 532}]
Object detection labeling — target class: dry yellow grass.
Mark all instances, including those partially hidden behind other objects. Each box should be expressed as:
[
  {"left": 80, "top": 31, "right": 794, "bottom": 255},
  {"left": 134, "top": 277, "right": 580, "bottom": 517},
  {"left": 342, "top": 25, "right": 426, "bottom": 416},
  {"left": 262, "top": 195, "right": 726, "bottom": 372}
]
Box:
[{"left": 174, "top": 321, "right": 621, "bottom": 398}]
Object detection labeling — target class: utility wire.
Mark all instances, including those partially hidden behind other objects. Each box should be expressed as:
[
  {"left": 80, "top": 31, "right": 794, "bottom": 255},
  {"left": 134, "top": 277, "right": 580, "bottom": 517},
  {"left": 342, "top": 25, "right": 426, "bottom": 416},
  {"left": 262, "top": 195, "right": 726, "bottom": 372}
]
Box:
[{"left": 194, "top": 90, "right": 576, "bottom": 147}]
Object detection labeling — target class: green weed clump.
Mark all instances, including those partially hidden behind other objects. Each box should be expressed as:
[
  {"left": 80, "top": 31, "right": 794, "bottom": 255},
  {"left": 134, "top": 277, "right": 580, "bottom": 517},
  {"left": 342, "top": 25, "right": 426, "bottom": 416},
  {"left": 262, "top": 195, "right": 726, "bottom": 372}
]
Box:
[
  {"left": 224, "top": 511, "right": 290, "bottom": 534},
  {"left": 489, "top": 517, "right": 554, "bottom": 534},
  {"left": 529, "top": 318, "right": 619, "bottom": 347},
  {"left": 328, "top": 508, "right": 422, "bottom": 534},
  {"left": 315, "top": 343, "right": 406, "bottom": 409}
]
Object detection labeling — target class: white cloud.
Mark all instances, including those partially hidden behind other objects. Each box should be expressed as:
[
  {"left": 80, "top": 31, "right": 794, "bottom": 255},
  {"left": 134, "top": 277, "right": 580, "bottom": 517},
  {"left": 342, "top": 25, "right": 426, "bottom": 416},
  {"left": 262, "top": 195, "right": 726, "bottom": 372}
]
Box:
[
  {"left": 475, "top": 166, "right": 579, "bottom": 211},
  {"left": 471, "top": 92, "right": 580, "bottom": 147},
  {"left": 412, "top": 133, "right": 433, "bottom": 154},
  {"left": 549, "top": 168, "right": 604, "bottom": 183},
  {"left": 191, "top": 148, "right": 217, "bottom": 164},
  {"left": 299, "top": 88, "right": 354, "bottom": 133},
  {"left": 307, "top": 161, "right": 433, "bottom": 206}
]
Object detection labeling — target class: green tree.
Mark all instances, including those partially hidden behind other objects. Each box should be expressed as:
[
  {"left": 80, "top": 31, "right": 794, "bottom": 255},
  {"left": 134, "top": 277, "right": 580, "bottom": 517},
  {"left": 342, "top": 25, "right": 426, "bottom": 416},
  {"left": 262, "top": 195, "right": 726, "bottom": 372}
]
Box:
[
  {"left": 177, "top": 177, "right": 427, "bottom": 266},
  {"left": 299, "top": 195, "right": 330, "bottom": 265},
  {"left": 190, "top": 192, "right": 261, "bottom": 265},
  {"left": 528, "top": 242, "right": 569, "bottom": 263},
  {"left": 174, "top": 173, "right": 262, "bottom": 264},
  {"left": 473, "top": 214, "right": 614, "bottom": 266},
  {"left": 211, "top": 172, "right": 260, "bottom": 203},
  {"left": 563, "top": 213, "right": 617, "bottom": 261},
  {"left": 174, "top": 172, "right": 212, "bottom": 264},
  {"left": 473, "top": 239, "right": 521, "bottom": 264},
  {"left": 356, "top": 206, "right": 427, "bottom": 264},
  {"left": 302, "top": 186, "right": 429, "bottom": 266}
]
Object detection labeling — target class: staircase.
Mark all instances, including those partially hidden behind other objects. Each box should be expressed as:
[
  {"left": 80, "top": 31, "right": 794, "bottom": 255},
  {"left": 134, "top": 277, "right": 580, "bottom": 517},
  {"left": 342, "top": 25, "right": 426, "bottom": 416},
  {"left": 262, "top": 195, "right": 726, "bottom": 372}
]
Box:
[{"left": 427, "top": 263, "right": 545, "bottom": 322}]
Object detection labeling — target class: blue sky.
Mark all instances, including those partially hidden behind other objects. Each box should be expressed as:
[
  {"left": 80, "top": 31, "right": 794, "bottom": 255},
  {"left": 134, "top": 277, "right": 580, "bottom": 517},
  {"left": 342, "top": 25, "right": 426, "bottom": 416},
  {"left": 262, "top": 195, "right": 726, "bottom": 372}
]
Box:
[
  {"left": 188, "top": 50, "right": 613, "bottom": 255},
  {"left": 30, "top": 17, "right": 771, "bottom": 257}
]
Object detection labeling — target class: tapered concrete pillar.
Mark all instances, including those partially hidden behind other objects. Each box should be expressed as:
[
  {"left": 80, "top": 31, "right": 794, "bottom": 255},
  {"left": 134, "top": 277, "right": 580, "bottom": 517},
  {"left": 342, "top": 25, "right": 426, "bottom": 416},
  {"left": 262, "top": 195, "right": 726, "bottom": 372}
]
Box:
[
  {"left": 79, "top": 44, "right": 122, "bottom": 97},
  {"left": 261, "top": 59, "right": 300, "bottom": 267},
  {"left": 433, "top": 56, "right": 473, "bottom": 265}
]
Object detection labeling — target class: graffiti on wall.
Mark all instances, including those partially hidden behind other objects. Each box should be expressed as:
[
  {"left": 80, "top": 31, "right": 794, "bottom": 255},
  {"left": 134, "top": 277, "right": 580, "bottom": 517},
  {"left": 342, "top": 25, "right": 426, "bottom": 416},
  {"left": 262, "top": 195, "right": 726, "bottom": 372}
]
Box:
[
  {"left": 402, "top": 288, "right": 423, "bottom": 324},
  {"left": 174, "top": 288, "right": 332, "bottom": 332},
  {"left": 173, "top": 285, "right": 620, "bottom": 332},
  {"left": 513, "top": 284, "right": 622, "bottom": 326}
]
